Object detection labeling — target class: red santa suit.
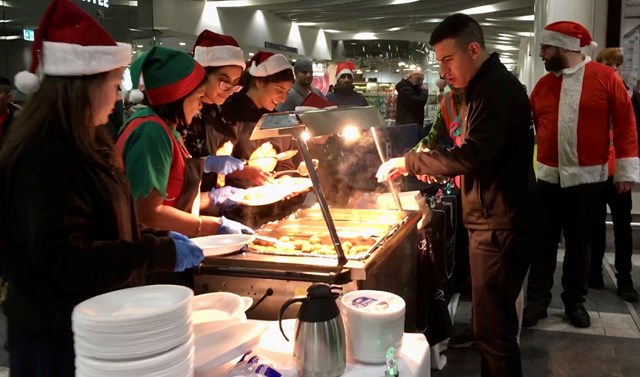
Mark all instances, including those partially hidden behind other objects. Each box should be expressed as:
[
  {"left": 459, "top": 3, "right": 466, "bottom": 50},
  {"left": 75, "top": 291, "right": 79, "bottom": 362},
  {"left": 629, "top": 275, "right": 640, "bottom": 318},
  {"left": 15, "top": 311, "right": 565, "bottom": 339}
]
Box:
[{"left": 531, "top": 58, "right": 639, "bottom": 187}]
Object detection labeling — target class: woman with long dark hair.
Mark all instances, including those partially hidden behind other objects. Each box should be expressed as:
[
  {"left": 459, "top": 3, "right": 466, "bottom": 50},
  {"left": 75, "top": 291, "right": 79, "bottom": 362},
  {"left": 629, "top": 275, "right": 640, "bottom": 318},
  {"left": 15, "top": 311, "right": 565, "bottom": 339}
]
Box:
[{"left": 0, "top": 1, "right": 203, "bottom": 375}]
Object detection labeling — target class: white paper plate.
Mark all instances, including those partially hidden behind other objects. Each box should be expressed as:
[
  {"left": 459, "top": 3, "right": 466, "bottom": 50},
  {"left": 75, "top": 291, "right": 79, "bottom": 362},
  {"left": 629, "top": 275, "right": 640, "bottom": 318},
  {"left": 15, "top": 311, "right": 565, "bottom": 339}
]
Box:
[
  {"left": 72, "top": 285, "right": 193, "bottom": 324},
  {"left": 191, "top": 234, "right": 256, "bottom": 257},
  {"left": 229, "top": 185, "right": 287, "bottom": 206},
  {"left": 194, "top": 322, "right": 267, "bottom": 372}
]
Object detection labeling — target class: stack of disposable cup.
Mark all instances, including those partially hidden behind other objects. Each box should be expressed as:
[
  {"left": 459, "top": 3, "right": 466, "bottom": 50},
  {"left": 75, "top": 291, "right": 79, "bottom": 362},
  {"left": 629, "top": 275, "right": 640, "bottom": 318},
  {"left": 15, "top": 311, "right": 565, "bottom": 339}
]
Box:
[
  {"left": 340, "top": 290, "right": 406, "bottom": 364},
  {"left": 72, "top": 285, "right": 195, "bottom": 377}
]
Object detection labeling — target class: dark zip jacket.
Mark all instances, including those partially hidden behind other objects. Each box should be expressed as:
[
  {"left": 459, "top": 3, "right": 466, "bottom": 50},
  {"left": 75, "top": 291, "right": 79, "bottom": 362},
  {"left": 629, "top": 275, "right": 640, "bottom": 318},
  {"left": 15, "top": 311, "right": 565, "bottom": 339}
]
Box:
[{"left": 405, "top": 53, "right": 543, "bottom": 231}]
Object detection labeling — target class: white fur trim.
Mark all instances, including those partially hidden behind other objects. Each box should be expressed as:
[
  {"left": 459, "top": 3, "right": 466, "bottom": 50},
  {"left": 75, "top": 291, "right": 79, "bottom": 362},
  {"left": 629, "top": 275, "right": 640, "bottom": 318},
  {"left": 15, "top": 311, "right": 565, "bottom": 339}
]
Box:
[
  {"left": 14, "top": 70, "right": 40, "bottom": 95},
  {"left": 194, "top": 45, "right": 245, "bottom": 68},
  {"left": 336, "top": 68, "right": 353, "bottom": 78},
  {"left": 540, "top": 29, "right": 581, "bottom": 51},
  {"left": 537, "top": 162, "right": 560, "bottom": 184},
  {"left": 558, "top": 164, "right": 608, "bottom": 188},
  {"left": 614, "top": 157, "right": 640, "bottom": 183},
  {"left": 537, "top": 162, "right": 608, "bottom": 187},
  {"left": 248, "top": 54, "right": 293, "bottom": 77},
  {"left": 557, "top": 60, "right": 583, "bottom": 174},
  {"left": 42, "top": 41, "right": 132, "bottom": 76},
  {"left": 128, "top": 89, "right": 144, "bottom": 104}
]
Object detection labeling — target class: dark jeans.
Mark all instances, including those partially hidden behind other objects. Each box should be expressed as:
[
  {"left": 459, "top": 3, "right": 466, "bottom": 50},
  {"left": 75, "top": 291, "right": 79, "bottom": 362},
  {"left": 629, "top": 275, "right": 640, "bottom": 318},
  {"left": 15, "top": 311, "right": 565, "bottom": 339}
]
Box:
[
  {"left": 8, "top": 325, "right": 75, "bottom": 377},
  {"left": 590, "top": 177, "right": 633, "bottom": 281},
  {"left": 526, "top": 181, "right": 605, "bottom": 309},
  {"left": 469, "top": 229, "right": 531, "bottom": 377}
]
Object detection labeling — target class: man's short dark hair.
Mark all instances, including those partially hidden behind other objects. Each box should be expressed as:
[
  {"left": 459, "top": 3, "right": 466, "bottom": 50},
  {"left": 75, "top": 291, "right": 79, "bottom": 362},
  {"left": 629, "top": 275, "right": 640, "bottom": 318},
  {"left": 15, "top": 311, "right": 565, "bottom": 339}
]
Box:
[{"left": 429, "top": 13, "right": 486, "bottom": 50}]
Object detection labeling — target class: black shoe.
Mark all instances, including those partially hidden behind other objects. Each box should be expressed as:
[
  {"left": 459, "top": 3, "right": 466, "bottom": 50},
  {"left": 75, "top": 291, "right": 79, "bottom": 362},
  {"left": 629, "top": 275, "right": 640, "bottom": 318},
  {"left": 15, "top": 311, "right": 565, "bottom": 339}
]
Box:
[
  {"left": 587, "top": 274, "right": 605, "bottom": 289},
  {"left": 448, "top": 327, "right": 476, "bottom": 348},
  {"left": 565, "top": 304, "right": 591, "bottom": 328},
  {"left": 522, "top": 305, "right": 548, "bottom": 328},
  {"left": 617, "top": 280, "right": 639, "bottom": 302}
]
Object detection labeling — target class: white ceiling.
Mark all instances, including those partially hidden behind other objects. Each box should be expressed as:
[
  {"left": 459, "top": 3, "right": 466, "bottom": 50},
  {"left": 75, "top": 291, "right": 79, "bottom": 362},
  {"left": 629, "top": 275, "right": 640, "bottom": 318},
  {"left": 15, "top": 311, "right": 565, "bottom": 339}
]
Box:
[
  {"left": 211, "top": 0, "right": 535, "bottom": 48},
  {"left": 206, "top": 0, "right": 535, "bottom": 71}
]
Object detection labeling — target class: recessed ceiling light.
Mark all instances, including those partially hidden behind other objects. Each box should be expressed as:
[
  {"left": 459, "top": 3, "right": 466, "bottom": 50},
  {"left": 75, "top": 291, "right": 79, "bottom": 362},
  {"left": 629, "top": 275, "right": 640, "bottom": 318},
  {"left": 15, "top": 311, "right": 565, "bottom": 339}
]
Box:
[
  {"left": 461, "top": 5, "right": 499, "bottom": 15},
  {"left": 422, "top": 18, "right": 444, "bottom": 23},
  {"left": 490, "top": 44, "right": 521, "bottom": 51},
  {"left": 324, "top": 29, "right": 342, "bottom": 33},
  {"left": 387, "top": 27, "right": 402, "bottom": 31},
  {"left": 480, "top": 22, "right": 496, "bottom": 26},
  {"left": 178, "top": 42, "right": 186, "bottom": 46},
  {"left": 390, "top": 0, "right": 419, "bottom": 4},
  {"left": 514, "top": 15, "right": 535, "bottom": 21},
  {"left": 207, "top": 0, "right": 249, "bottom": 7},
  {"left": 515, "top": 31, "right": 534, "bottom": 37},
  {"left": 297, "top": 22, "right": 317, "bottom": 26}
]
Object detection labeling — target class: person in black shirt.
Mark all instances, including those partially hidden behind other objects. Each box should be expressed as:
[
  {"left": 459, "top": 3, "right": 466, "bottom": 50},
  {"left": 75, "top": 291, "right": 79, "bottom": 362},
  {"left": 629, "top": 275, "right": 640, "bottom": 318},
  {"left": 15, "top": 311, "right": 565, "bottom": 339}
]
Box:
[{"left": 377, "top": 14, "right": 542, "bottom": 377}]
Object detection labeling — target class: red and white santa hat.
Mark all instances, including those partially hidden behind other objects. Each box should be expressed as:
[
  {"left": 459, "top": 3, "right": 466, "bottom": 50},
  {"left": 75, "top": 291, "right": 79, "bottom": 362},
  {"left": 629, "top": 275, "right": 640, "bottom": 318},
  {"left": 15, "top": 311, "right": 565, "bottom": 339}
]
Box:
[
  {"left": 247, "top": 51, "right": 293, "bottom": 77},
  {"left": 14, "top": 0, "right": 131, "bottom": 95},
  {"left": 193, "top": 30, "right": 246, "bottom": 69},
  {"left": 336, "top": 61, "right": 356, "bottom": 79},
  {"left": 540, "top": 21, "right": 598, "bottom": 51}
]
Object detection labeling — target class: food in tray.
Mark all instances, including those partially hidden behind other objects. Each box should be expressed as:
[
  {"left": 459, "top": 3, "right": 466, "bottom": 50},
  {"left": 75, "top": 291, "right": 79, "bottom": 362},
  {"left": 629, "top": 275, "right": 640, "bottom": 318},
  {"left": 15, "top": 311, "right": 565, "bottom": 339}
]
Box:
[{"left": 249, "top": 234, "right": 375, "bottom": 256}]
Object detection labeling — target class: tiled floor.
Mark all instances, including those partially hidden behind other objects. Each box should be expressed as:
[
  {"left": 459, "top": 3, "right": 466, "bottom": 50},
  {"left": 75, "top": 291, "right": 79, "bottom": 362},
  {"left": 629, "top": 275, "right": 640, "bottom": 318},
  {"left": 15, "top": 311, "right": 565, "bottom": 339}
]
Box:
[{"left": 433, "top": 250, "right": 640, "bottom": 377}]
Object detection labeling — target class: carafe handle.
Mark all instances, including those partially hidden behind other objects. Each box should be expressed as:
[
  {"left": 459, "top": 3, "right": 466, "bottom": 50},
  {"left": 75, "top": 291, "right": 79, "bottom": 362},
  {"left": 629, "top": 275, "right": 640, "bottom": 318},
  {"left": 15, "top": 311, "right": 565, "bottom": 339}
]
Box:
[{"left": 278, "top": 297, "right": 306, "bottom": 342}]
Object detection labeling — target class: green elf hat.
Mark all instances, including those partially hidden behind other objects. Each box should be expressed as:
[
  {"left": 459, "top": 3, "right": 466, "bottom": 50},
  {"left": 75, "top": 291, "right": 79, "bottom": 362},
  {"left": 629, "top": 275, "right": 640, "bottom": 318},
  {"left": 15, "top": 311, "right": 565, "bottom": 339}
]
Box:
[{"left": 129, "top": 46, "right": 205, "bottom": 105}]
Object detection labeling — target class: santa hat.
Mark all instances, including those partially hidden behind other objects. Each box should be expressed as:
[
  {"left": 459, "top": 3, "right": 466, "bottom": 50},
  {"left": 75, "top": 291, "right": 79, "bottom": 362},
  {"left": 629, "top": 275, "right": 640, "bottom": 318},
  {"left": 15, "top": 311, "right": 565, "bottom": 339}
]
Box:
[
  {"left": 540, "top": 21, "right": 598, "bottom": 51},
  {"left": 247, "top": 51, "right": 293, "bottom": 77},
  {"left": 336, "top": 61, "right": 355, "bottom": 79},
  {"left": 14, "top": 0, "right": 131, "bottom": 95},
  {"left": 129, "top": 46, "right": 205, "bottom": 106},
  {"left": 193, "top": 30, "right": 246, "bottom": 69}
]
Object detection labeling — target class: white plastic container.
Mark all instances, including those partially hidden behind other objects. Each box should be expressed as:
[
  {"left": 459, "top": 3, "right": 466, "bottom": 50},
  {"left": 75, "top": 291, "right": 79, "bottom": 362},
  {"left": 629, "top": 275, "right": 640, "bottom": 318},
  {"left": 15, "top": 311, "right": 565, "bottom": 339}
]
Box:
[{"left": 340, "top": 290, "right": 405, "bottom": 364}]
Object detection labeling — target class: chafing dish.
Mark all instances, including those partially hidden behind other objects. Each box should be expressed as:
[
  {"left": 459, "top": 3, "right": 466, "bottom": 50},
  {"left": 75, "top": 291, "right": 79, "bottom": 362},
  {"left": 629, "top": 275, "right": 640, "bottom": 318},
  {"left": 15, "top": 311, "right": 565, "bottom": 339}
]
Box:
[{"left": 194, "top": 108, "right": 422, "bottom": 331}]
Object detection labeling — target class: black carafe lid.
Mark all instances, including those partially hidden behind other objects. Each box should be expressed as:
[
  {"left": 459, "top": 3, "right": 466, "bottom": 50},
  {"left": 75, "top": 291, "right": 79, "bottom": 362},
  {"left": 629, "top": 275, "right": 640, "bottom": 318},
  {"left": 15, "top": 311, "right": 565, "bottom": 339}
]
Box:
[{"left": 298, "top": 284, "right": 341, "bottom": 323}]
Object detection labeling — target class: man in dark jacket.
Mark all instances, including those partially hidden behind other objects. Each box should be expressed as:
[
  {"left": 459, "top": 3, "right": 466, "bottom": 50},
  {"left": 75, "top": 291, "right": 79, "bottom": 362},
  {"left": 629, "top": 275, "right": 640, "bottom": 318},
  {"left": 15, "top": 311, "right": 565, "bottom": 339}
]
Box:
[
  {"left": 326, "top": 62, "right": 368, "bottom": 107},
  {"left": 395, "top": 70, "right": 428, "bottom": 126},
  {"left": 377, "top": 14, "right": 542, "bottom": 377}
]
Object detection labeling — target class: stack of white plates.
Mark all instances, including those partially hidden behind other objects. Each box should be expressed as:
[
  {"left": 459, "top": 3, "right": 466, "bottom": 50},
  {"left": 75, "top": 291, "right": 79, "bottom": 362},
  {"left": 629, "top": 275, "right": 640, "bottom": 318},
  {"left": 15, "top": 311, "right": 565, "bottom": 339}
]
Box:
[{"left": 72, "top": 285, "right": 195, "bottom": 377}]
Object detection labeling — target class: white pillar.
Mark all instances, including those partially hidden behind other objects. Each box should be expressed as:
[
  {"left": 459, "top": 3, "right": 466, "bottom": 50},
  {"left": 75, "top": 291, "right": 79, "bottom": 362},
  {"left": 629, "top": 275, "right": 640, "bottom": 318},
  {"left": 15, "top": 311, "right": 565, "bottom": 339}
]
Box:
[{"left": 531, "top": 0, "right": 608, "bottom": 87}]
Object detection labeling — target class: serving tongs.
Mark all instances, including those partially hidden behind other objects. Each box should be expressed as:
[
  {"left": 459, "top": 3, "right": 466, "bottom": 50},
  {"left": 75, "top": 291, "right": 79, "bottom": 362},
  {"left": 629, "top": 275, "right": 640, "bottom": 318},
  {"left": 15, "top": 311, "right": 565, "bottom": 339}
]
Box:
[{"left": 242, "top": 150, "right": 298, "bottom": 165}]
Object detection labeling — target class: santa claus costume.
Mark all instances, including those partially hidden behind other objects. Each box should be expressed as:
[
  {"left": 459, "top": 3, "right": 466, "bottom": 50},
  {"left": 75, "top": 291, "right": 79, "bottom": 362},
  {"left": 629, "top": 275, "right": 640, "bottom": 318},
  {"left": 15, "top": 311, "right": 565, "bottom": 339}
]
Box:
[{"left": 525, "top": 21, "right": 639, "bottom": 328}]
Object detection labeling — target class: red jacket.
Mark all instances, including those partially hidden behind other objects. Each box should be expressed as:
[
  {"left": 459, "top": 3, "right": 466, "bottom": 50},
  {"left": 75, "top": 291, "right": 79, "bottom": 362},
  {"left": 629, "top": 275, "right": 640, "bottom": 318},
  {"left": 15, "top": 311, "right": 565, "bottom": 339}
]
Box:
[{"left": 531, "top": 58, "right": 639, "bottom": 187}]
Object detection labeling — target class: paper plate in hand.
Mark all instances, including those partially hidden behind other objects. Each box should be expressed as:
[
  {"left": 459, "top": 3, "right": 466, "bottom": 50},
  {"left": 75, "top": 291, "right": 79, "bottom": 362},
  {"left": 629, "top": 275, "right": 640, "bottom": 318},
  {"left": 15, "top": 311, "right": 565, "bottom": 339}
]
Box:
[
  {"left": 271, "top": 177, "right": 313, "bottom": 192},
  {"left": 191, "top": 234, "right": 256, "bottom": 256},
  {"left": 230, "top": 185, "right": 287, "bottom": 206}
]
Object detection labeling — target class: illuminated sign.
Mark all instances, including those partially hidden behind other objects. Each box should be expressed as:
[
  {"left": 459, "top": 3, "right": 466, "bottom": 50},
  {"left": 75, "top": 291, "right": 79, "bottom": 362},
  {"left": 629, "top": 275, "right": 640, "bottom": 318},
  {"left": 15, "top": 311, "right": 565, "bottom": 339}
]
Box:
[
  {"left": 82, "top": 0, "right": 109, "bottom": 8},
  {"left": 23, "top": 29, "right": 35, "bottom": 41}
]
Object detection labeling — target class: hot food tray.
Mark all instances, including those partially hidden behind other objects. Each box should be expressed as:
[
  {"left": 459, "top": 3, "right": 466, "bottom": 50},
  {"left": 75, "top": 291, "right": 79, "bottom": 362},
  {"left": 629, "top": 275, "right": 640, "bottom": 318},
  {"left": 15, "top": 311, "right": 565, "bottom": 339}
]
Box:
[{"left": 245, "top": 208, "right": 407, "bottom": 261}]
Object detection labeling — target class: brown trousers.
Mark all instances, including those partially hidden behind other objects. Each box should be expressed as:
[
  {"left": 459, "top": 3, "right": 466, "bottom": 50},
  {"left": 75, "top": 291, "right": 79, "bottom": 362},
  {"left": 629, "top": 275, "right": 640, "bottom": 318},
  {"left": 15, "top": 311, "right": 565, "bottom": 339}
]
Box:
[{"left": 469, "top": 229, "right": 533, "bottom": 377}]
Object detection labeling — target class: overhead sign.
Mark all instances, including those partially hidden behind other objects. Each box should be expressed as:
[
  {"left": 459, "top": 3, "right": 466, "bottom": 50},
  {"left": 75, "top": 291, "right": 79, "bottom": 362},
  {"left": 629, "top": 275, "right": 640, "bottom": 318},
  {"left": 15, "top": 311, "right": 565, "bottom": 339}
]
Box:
[
  {"left": 23, "top": 29, "right": 35, "bottom": 41},
  {"left": 82, "top": 0, "right": 110, "bottom": 8},
  {"left": 264, "top": 42, "right": 298, "bottom": 54}
]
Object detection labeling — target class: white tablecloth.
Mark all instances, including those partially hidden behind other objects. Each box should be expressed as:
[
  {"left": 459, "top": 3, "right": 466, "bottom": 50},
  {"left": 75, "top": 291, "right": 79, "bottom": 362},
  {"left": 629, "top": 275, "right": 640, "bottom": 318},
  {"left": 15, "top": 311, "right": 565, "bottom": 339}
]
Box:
[{"left": 198, "top": 319, "right": 431, "bottom": 377}]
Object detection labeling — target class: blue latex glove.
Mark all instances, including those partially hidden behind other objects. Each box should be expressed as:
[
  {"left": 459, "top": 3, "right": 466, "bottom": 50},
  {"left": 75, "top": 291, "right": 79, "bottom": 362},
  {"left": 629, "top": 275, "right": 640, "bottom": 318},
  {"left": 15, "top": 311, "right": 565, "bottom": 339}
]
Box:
[
  {"left": 204, "top": 155, "right": 244, "bottom": 175},
  {"left": 168, "top": 231, "right": 191, "bottom": 243},
  {"left": 216, "top": 216, "right": 255, "bottom": 235},
  {"left": 209, "top": 186, "right": 244, "bottom": 210},
  {"left": 172, "top": 237, "right": 205, "bottom": 272}
]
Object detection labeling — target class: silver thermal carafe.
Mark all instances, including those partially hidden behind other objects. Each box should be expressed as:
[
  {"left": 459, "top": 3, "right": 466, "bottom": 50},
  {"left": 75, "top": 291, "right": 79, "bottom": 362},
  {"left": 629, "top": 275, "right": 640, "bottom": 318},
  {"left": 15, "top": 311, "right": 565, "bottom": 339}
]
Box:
[{"left": 279, "top": 284, "right": 346, "bottom": 377}]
